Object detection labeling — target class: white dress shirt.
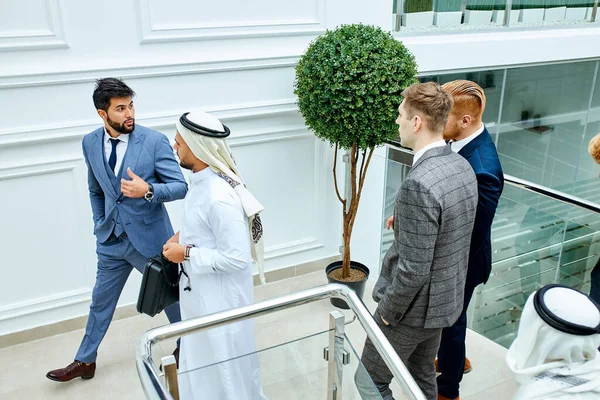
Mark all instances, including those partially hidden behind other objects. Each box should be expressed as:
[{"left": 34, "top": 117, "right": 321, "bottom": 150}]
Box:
[
  {"left": 413, "top": 139, "right": 447, "bottom": 165},
  {"left": 450, "top": 124, "right": 485, "bottom": 154},
  {"left": 103, "top": 128, "right": 129, "bottom": 175}
]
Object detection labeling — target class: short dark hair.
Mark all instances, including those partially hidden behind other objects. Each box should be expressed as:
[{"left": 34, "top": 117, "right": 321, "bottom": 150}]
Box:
[{"left": 92, "top": 78, "right": 135, "bottom": 112}]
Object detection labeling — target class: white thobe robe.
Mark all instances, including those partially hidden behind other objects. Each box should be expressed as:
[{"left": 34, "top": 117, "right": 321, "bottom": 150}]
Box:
[{"left": 177, "top": 167, "right": 267, "bottom": 400}]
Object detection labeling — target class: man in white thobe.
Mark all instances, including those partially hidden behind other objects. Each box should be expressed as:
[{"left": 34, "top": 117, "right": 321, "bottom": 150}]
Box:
[
  {"left": 506, "top": 284, "right": 600, "bottom": 400},
  {"left": 162, "top": 111, "right": 267, "bottom": 400}
]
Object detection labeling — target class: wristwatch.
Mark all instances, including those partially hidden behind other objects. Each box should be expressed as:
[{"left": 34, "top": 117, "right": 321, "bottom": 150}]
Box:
[
  {"left": 144, "top": 183, "right": 154, "bottom": 202},
  {"left": 184, "top": 245, "right": 193, "bottom": 260}
]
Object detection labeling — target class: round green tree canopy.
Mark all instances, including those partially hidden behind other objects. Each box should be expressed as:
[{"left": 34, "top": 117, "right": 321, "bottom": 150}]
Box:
[{"left": 294, "top": 24, "right": 418, "bottom": 150}]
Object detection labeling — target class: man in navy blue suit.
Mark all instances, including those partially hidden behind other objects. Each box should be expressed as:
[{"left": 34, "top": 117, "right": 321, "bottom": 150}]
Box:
[
  {"left": 436, "top": 80, "right": 504, "bottom": 400},
  {"left": 46, "top": 78, "right": 188, "bottom": 382}
]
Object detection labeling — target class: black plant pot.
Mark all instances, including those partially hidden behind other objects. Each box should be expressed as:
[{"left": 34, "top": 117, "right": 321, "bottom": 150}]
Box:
[{"left": 325, "top": 261, "right": 370, "bottom": 309}]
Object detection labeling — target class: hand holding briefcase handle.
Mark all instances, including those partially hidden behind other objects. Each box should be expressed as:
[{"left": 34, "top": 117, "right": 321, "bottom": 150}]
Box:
[{"left": 136, "top": 254, "right": 183, "bottom": 317}]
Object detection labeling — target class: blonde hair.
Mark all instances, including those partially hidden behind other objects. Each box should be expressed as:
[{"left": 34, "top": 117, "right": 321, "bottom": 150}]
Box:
[
  {"left": 442, "top": 80, "right": 486, "bottom": 123},
  {"left": 588, "top": 133, "right": 600, "bottom": 164},
  {"left": 401, "top": 82, "right": 454, "bottom": 133}
]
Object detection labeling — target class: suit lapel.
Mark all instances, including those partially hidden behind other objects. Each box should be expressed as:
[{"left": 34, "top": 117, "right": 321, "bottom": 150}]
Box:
[
  {"left": 117, "top": 128, "right": 145, "bottom": 198},
  {"left": 90, "top": 129, "right": 117, "bottom": 198},
  {"left": 458, "top": 128, "right": 490, "bottom": 160}
]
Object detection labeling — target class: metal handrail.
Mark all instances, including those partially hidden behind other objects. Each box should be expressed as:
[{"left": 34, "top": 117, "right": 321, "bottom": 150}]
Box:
[
  {"left": 136, "top": 283, "right": 427, "bottom": 400},
  {"left": 386, "top": 141, "right": 600, "bottom": 215}
]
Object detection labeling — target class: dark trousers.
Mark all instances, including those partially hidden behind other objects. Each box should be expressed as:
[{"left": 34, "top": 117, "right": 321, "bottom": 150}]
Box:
[{"left": 436, "top": 277, "right": 478, "bottom": 399}]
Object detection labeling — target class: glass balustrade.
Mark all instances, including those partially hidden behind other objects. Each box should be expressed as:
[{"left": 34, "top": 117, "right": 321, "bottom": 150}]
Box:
[
  {"left": 137, "top": 285, "right": 427, "bottom": 400},
  {"left": 394, "top": 0, "right": 598, "bottom": 31},
  {"left": 382, "top": 146, "right": 600, "bottom": 349}
]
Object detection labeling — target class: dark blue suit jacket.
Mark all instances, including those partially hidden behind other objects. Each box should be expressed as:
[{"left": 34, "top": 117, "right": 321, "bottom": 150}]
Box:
[{"left": 458, "top": 128, "right": 504, "bottom": 286}]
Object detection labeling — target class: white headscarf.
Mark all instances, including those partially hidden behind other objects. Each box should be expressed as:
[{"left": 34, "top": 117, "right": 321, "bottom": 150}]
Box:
[
  {"left": 176, "top": 111, "right": 266, "bottom": 284},
  {"left": 506, "top": 286, "right": 600, "bottom": 399}
]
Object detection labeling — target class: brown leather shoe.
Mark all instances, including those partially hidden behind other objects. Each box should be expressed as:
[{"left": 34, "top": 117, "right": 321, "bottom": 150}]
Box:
[
  {"left": 159, "top": 347, "right": 180, "bottom": 371},
  {"left": 434, "top": 357, "right": 472, "bottom": 374},
  {"left": 46, "top": 361, "right": 96, "bottom": 382},
  {"left": 438, "top": 395, "right": 460, "bottom": 400}
]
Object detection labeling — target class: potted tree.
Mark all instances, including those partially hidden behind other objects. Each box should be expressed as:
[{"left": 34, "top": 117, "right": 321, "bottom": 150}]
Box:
[{"left": 294, "top": 24, "right": 418, "bottom": 308}]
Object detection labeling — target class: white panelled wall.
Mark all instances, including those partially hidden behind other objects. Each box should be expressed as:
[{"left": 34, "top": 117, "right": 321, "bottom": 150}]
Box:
[
  {"left": 2, "top": 0, "right": 600, "bottom": 337},
  {"left": 0, "top": 0, "right": 391, "bottom": 336}
]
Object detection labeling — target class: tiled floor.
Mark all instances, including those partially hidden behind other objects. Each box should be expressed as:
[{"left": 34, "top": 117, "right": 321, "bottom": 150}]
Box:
[{"left": 0, "top": 271, "right": 516, "bottom": 399}]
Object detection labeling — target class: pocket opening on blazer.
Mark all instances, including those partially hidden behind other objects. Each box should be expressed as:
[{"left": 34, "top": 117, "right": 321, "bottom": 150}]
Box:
[{"left": 143, "top": 213, "right": 163, "bottom": 225}]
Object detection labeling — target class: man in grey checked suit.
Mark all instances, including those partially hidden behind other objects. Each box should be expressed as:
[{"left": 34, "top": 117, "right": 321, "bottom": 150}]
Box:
[{"left": 357, "top": 82, "right": 478, "bottom": 400}]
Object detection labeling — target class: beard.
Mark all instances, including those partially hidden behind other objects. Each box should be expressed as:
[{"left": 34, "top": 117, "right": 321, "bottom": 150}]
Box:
[
  {"left": 443, "top": 126, "right": 460, "bottom": 141},
  {"left": 108, "top": 116, "right": 135, "bottom": 134},
  {"left": 179, "top": 159, "right": 193, "bottom": 171}
]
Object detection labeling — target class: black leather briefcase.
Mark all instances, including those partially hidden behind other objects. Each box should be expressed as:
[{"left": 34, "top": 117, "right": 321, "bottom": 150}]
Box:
[{"left": 137, "top": 255, "right": 180, "bottom": 317}]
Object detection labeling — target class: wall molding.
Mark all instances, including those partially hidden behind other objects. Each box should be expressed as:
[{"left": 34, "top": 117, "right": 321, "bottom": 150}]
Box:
[
  {"left": 0, "top": 158, "right": 81, "bottom": 179},
  {"left": 136, "top": 0, "right": 326, "bottom": 43},
  {"left": 265, "top": 237, "right": 323, "bottom": 260},
  {"left": 0, "top": 236, "right": 325, "bottom": 335},
  {"left": 0, "top": 99, "right": 304, "bottom": 147},
  {"left": 0, "top": 55, "right": 300, "bottom": 89},
  {"left": 0, "top": 288, "right": 91, "bottom": 323},
  {"left": 0, "top": 0, "right": 68, "bottom": 51}
]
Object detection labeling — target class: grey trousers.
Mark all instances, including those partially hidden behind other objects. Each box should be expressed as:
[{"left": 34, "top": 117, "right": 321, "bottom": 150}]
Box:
[{"left": 356, "top": 319, "right": 442, "bottom": 400}]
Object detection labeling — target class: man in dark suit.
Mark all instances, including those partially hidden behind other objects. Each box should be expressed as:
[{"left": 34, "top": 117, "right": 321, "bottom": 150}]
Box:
[
  {"left": 436, "top": 80, "right": 504, "bottom": 400},
  {"left": 46, "top": 78, "right": 188, "bottom": 382},
  {"left": 358, "top": 82, "right": 478, "bottom": 400}
]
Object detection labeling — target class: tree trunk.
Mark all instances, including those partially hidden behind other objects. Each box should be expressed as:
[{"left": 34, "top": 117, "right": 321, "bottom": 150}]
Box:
[
  {"left": 342, "top": 211, "right": 352, "bottom": 279},
  {"left": 334, "top": 144, "right": 374, "bottom": 280}
]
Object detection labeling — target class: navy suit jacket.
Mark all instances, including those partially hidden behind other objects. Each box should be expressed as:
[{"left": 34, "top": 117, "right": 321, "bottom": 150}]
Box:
[
  {"left": 458, "top": 128, "right": 504, "bottom": 286},
  {"left": 82, "top": 125, "right": 188, "bottom": 258}
]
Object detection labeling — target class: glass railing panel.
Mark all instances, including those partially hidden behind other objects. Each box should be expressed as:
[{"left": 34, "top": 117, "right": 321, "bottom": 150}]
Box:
[
  {"left": 496, "top": 60, "right": 598, "bottom": 194},
  {"left": 138, "top": 285, "right": 428, "bottom": 400},
  {"left": 420, "top": 60, "right": 600, "bottom": 205},
  {"left": 393, "top": 1, "right": 598, "bottom": 32},
  {"left": 491, "top": 196, "right": 568, "bottom": 263},
  {"left": 381, "top": 156, "right": 571, "bottom": 266},
  {"left": 470, "top": 258, "right": 560, "bottom": 348},
  {"left": 509, "top": 1, "right": 597, "bottom": 27},
  {"left": 383, "top": 146, "right": 600, "bottom": 350},
  {"left": 380, "top": 156, "right": 411, "bottom": 265},
  {"left": 174, "top": 329, "right": 331, "bottom": 399},
  {"left": 474, "top": 200, "right": 600, "bottom": 348},
  {"left": 171, "top": 328, "right": 394, "bottom": 400},
  {"left": 343, "top": 333, "right": 385, "bottom": 400},
  {"left": 395, "top": 0, "right": 504, "bottom": 32},
  {"left": 557, "top": 220, "right": 600, "bottom": 294}
]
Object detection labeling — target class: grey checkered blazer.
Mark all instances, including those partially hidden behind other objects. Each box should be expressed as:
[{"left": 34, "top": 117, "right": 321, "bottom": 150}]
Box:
[{"left": 375, "top": 144, "right": 478, "bottom": 329}]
